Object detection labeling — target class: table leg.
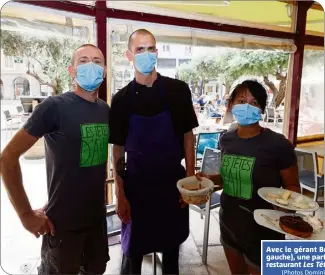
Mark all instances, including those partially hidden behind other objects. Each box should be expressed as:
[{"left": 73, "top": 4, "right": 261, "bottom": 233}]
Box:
[{"left": 202, "top": 198, "right": 211, "bottom": 265}]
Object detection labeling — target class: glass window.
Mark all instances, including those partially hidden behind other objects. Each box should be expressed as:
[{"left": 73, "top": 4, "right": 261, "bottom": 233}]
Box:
[
  {"left": 297, "top": 49, "right": 324, "bottom": 137},
  {"left": 107, "top": 1, "right": 294, "bottom": 32},
  {"left": 1, "top": 2, "right": 95, "bottom": 97},
  {"left": 157, "top": 58, "right": 177, "bottom": 68},
  {"left": 179, "top": 59, "right": 191, "bottom": 66},
  {"left": 306, "top": 7, "right": 324, "bottom": 36},
  {"left": 4, "top": 56, "right": 14, "bottom": 69},
  {"left": 108, "top": 19, "right": 291, "bottom": 136},
  {"left": 14, "top": 77, "right": 30, "bottom": 97}
]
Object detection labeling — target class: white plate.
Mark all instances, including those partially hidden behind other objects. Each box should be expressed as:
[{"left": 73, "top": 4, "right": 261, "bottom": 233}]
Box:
[
  {"left": 254, "top": 209, "right": 324, "bottom": 240},
  {"left": 258, "top": 187, "right": 319, "bottom": 212}
]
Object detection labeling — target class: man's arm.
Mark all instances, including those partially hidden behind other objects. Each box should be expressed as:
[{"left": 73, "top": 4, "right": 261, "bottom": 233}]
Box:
[
  {"left": 109, "top": 91, "right": 131, "bottom": 223},
  {"left": 180, "top": 83, "right": 199, "bottom": 177},
  {"left": 0, "top": 98, "right": 56, "bottom": 237},
  {"left": 0, "top": 129, "right": 38, "bottom": 217},
  {"left": 184, "top": 131, "right": 195, "bottom": 177},
  {"left": 112, "top": 144, "right": 126, "bottom": 197},
  {"left": 0, "top": 129, "right": 54, "bottom": 237},
  {"left": 112, "top": 144, "right": 130, "bottom": 224}
]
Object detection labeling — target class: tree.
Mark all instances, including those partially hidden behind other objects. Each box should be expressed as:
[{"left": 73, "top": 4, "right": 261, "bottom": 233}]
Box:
[
  {"left": 177, "top": 48, "right": 290, "bottom": 107},
  {"left": 227, "top": 50, "right": 289, "bottom": 107},
  {"left": 177, "top": 62, "right": 200, "bottom": 93},
  {"left": 177, "top": 56, "right": 221, "bottom": 95},
  {"left": 1, "top": 30, "right": 88, "bottom": 95},
  {"left": 177, "top": 47, "right": 324, "bottom": 108}
]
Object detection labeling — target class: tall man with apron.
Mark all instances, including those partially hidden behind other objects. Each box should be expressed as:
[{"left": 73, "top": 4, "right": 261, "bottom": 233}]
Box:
[{"left": 109, "top": 29, "right": 198, "bottom": 274}]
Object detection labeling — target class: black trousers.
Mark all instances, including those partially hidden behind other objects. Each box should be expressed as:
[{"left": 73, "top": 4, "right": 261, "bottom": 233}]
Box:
[
  {"left": 121, "top": 246, "right": 179, "bottom": 275},
  {"left": 38, "top": 219, "right": 109, "bottom": 275}
]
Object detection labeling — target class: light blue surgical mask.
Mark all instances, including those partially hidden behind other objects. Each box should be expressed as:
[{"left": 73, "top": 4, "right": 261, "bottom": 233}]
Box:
[
  {"left": 76, "top": 62, "right": 104, "bottom": 92},
  {"left": 134, "top": 52, "right": 157, "bottom": 75},
  {"left": 231, "top": 103, "right": 262, "bottom": 126}
]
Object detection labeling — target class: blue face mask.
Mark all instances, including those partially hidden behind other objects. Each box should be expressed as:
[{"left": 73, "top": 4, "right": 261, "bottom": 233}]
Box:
[
  {"left": 231, "top": 103, "right": 262, "bottom": 126},
  {"left": 76, "top": 62, "right": 104, "bottom": 92},
  {"left": 134, "top": 52, "right": 157, "bottom": 75}
]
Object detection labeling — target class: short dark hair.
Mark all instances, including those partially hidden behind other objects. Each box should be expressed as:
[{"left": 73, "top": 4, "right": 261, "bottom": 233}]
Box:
[
  {"left": 128, "top": 29, "right": 156, "bottom": 50},
  {"left": 72, "top": 44, "right": 102, "bottom": 64},
  {"left": 229, "top": 80, "right": 268, "bottom": 112}
]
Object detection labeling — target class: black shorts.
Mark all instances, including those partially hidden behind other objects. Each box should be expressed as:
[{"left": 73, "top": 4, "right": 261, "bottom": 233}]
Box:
[
  {"left": 219, "top": 207, "right": 284, "bottom": 270},
  {"left": 38, "top": 219, "right": 109, "bottom": 275}
]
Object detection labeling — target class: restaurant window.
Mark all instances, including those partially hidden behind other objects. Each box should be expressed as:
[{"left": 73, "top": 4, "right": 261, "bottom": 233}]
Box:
[
  {"left": 297, "top": 48, "right": 324, "bottom": 138},
  {"left": 1, "top": 2, "right": 95, "bottom": 98},
  {"left": 108, "top": 18, "right": 293, "bottom": 132}
]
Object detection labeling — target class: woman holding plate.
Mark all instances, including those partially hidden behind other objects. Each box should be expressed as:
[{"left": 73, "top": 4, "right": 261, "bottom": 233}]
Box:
[{"left": 196, "top": 80, "right": 300, "bottom": 275}]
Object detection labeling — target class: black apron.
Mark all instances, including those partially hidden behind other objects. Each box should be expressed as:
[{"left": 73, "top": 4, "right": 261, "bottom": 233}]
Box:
[{"left": 121, "top": 77, "right": 189, "bottom": 257}]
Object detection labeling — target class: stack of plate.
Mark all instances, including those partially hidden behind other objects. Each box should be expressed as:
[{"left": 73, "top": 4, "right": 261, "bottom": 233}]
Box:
[{"left": 254, "top": 187, "right": 323, "bottom": 240}]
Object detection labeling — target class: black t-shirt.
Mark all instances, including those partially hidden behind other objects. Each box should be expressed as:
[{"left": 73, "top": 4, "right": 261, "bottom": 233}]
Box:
[
  {"left": 109, "top": 74, "right": 199, "bottom": 158},
  {"left": 219, "top": 128, "right": 297, "bottom": 211},
  {"left": 24, "top": 92, "right": 110, "bottom": 231}
]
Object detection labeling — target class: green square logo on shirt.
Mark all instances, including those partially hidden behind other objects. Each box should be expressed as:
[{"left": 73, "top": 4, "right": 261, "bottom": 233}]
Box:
[
  {"left": 80, "top": 123, "right": 109, "bottom": 167},
  {"left": 221, "top": 154, "right": 255, "bottom": 199}
]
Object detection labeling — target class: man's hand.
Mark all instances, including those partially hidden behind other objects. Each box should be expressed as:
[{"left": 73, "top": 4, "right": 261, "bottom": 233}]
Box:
[
  {"left": 19, "top": 210, "right": 55, "bottom": 238},
  {"left": 114, "top": 175, "right": 131, "bottom": 224},
  {"left": 195, "top": 172, "right": 209, "bottom": 181},
  {"left": 35, "top": 203, "right": 48, "bottom": 214},
  {"left": 179, "top": 196, "right": 188, "bottom": 208},
  {"left": 116, "top": 193, "right": 131, "bottom": 224}
]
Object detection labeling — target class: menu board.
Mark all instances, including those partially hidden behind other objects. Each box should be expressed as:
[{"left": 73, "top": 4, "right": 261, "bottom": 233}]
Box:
[{"left": 201, "top": 147, "right": 221, "bottom": 174}]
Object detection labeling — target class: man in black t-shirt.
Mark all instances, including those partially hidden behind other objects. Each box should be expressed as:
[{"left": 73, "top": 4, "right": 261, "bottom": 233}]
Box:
[
  {"left": 1, "top": 44, "right": 110, "bottom": 274},
  {"left": 109, "top": 29, "right": 198, "bottom": 274}
]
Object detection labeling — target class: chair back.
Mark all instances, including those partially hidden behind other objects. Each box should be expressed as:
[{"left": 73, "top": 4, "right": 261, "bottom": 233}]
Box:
[
  {"left": 196, "top": 131, "right": 224, "bottom": 159},
  {"left": 17, "top": 106, "right": 24, "bottom": 113},
  {"left": 3, "top": 110, "right": 11, "bottom": 121},
  {"left": 201, "top": 147, "right": 221, "bottom": 174},
  {"left": 295, "top": 149, "right": 318, "bottom": 173},
  {"left": 295, "top": 149, "right": 319, "bottom": 185}
]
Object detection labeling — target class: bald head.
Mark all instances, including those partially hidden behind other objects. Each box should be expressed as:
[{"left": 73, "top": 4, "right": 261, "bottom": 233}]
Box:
[
  {"left": 128, "top": 29, "right": 156, "bottom": 51},
  {"left": 72, "top": 44, "right": 105, "bottom": 65}
]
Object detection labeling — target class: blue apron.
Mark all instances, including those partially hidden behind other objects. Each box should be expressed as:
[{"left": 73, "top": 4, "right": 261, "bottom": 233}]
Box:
[{"left": 121, "top": 76, "right": 189, "bottom": 257}]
